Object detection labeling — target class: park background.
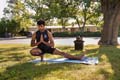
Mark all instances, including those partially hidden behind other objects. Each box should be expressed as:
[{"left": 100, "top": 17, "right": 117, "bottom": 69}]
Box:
[{"left": 0, "top": 0, "right": 120, "bottom": 80}]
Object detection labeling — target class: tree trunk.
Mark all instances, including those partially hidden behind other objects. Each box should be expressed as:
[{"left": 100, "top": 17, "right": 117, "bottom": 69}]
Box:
[
  {"left": 82, "top": 18, "right": 86, "bottom": 33},
  {"left": 61, "top": 18, "right": 68, "bottom": 31},
  {"left": 75, "top": 17, "right": 81, "bottom": 29},
  {"left": 99, "top": 0, "right": 120, "bottom": 45},
  {"left": 61, "top": 18, "right": 65, "bottom": 29},
  {"left": 81, "top": 7, "right": 87, "bottom": 33}
]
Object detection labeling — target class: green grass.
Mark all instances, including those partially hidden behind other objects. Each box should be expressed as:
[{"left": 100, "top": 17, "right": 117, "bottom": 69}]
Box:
[{"left": 0, "top": 44, "right": 120, "bottom": 80}]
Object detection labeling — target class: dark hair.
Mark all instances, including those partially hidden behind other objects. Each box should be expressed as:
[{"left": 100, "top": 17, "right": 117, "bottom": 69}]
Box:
[{"left": 37, "top": 20, "right": 45, "bottom": 26}]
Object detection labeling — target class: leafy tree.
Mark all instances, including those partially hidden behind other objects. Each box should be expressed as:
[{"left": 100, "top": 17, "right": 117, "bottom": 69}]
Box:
[
  {"left": 4, "top": 0, "right": 33, "bottom": 31},
  {"left": 0, "top": 18, "right": 20, "bottom": 36},
  {"left": 25, "top": 0, "right": 52, "bottom": 21},
  {"left": 0, "top": 18, "right": 6, "bottom": 35},
  {"left": 87, "top": 2, "right": 103, "bottom": 27},
  {"left": 77, "top": 1, "right": 101, "bottom": 32}
]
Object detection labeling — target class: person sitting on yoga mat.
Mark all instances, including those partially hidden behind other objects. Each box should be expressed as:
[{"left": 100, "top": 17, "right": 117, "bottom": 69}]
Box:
[{"left": 30, "top": 20, "right": 86, "bottom": 61}]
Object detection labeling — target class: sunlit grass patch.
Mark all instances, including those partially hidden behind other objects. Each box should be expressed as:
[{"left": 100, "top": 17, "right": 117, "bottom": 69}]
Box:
[{"left": 0, "top": 44, "right": 120, "bottom": 80}]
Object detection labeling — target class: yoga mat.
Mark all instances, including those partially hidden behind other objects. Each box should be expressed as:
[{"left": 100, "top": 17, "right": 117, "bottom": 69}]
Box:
[{"left": 29, "top": 57, "right": 99, "bottom": 65}]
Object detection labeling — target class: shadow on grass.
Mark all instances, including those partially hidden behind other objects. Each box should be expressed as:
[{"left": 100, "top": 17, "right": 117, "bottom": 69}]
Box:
[
  {"left": 0, "top": 47, "right": 30, "bottom": 54},
  {"left": 0, "top": 46, "right": 83, "bottom": 80},
  {"left": 0, "top": 46, "right": 32, "bottom": 64},
  {"left": 0, "top": 62, "right": 82, "bottom": 80},
  {"left": 87, "top": 46, "right": 120, "bottom": 80}
]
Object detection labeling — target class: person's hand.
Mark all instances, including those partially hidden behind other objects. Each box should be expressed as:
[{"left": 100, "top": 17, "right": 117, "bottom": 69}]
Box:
[
  {"left": 40, "top": 34, "right": 44, "bottom": 43},
  {"left": 35, "top": 42, "right": 41, "bottom": 46}
]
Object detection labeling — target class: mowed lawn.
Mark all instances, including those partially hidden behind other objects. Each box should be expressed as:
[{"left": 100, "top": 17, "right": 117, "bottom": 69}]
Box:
[{"left": 0, "top": 44, "right": 120, "bottom": 80}]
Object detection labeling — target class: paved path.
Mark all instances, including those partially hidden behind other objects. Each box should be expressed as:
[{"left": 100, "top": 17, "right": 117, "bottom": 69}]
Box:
[{"left": 0, "top": 37, "right": 120, "bottom": 46}]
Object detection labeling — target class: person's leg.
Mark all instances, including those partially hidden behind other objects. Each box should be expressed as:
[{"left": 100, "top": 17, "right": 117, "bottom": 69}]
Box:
[
  {"left": 52, "top": 49, "right": 85, "bottom": 60},
  {"left": 30, "top": 48, "right": 44, "bottom": 61}
]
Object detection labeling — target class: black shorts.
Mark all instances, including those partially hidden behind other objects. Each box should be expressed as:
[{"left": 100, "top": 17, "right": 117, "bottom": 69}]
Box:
[{"left": 37, "top": 44, "right": 56, "bottom": 54}]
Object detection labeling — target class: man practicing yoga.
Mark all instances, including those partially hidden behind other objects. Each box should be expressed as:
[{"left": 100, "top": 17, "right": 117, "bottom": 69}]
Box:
[{"left": 30, "top": 20, "right": 85, "bottom": 61}]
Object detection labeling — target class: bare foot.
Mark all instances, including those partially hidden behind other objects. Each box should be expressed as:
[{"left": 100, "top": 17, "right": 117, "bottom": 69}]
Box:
[
  {"left": 79, "top": 54, "right": 85, "bottom": 60},
  {"left": 40, "top": 54, "right": 44, "bottom": 62},
  {"left": 79, "top": 50, "right": 88, "bottom": 60}
]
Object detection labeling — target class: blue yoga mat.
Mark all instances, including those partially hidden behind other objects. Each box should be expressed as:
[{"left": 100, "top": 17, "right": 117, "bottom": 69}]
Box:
[{"left": 29, "top": 57, "right": 99, "bottom": 65}]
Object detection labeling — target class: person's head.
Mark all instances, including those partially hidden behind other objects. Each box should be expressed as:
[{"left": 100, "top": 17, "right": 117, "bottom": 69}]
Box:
[{"left": 37, "top": 20, "right": 45, "bottom": 31}]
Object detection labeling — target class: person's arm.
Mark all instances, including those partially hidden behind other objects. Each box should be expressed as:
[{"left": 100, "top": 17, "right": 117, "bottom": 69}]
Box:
[
  {"left": 31, "top": 33, "right": 41, "bottom": 47},
  {"left": 42, "top": 31, "right": 55, "bottom": 47}
]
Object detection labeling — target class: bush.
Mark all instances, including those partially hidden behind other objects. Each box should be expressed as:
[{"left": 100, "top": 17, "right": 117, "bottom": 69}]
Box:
[
  {"left": 0, "top": 33, "right": 5, "bottom": 37},
  {"left": 53, "top": 32, "right": 71, "bottom": 37},
  {"left": 0, "top": 18, "right": 20, "bottom": 37},
  {"left": 82, "top": 32, "right": 101, "bottom": 37},
  {"left": 53, "top": 31, "right": 101, "bottom": 37}
]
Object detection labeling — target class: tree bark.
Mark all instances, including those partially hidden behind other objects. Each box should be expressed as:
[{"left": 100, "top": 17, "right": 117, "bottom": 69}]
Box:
[
  {"left": 81, "top": 6, "right": 87, "bottom": 33},
  {"left": 61, "top": 18, "right": 68, "bottom": 31},
  {"left": 75, "top": 16, "right": 81, "bottom": 29},
  {"left": 82, "top": 17, "right": 86, "bottom": 33},
  {"left": 99, "top": 0, "right": 120, "bottom": 45}
]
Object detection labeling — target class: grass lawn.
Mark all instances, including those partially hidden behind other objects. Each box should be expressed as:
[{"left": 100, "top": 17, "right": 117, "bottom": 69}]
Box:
[{"left": 0, "top": 44, "right": 120, "bottom": 80}]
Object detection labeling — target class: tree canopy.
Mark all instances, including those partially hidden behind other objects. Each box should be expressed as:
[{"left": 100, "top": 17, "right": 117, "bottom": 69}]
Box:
[{"left": 4, "top": 0, "right": 102, "bottom": 29}]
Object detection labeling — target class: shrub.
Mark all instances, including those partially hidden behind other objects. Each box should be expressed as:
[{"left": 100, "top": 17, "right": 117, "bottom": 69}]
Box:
[{"left": 53, "top": 31, "right": 101, "bottom": 37}]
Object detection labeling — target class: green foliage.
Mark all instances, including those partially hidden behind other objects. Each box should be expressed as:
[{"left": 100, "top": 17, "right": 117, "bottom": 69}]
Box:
[
  {"left": 53, "top": 32, "right": 71, "bottom": 37},
  {"left": 4, "top": 0, "right": 33, "bottom": 30},
  {"left": 87, "top": 2, "right": 103, "bottom": 27},
  {"left": 0, "top": 18, "right": 20, "bottom": 37},
  {"left": 3, "top": 0, "right": 103, "bottom": 32},
  {"left": 80, "top": 1, "right": 102, "bottom": 30},
  {"left": 25, "top": 0, "right": 54, "bottom": 21},
  {"left": 0, "top": 19, "right": 6, "bottom": 34}
]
